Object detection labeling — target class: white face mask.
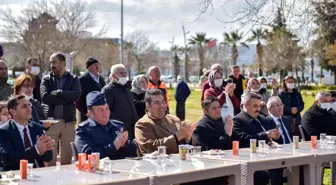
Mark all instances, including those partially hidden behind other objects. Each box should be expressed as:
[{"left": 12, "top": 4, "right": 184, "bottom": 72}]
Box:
[
  {"left": 117, "top": 76, "right": 128, "bottom": 85},
  {"left": 286, "top": 83, "right": 295, "bottom": 89},
  {"left": 320, "top": 103, "right": 331, "bottom": 111},
  {"left": 260, "top": 83, "right": 267, "bottom": 89},
  {"left": 214, "top": 79, "right": 223, "bottom": 87},
  {"left": 331, "top": 102, "right": 336, "bottom": 111},
  {"left": 30, "top": 66, "right": 40, "bottom": 76}
]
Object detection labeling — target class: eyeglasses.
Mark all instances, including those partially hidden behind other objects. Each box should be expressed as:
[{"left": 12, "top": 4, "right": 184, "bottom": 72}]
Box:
[{"left": 22, "top": 84, "right": 34, "bottom": 89}]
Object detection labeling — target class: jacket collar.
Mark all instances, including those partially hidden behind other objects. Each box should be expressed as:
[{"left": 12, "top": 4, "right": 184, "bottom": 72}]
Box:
[
  {"left": 203, "top": 114, "right": 223, "bottom": 124},
  {"left": 241, "top": 111, "right": 258, "bottom": 123}
]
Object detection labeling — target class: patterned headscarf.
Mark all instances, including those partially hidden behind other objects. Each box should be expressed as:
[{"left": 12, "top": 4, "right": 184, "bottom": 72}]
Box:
[
  {"left": 131, "top": 75, "right": 148, "bottom": 95},
  {"left": 208, "top": 70, "right": 222, "bottom": 88}
]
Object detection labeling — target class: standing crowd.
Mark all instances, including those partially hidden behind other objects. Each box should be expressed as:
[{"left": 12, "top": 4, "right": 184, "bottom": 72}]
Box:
[{"left": 0, "top": 54, "right": 335, "bottom": 185}]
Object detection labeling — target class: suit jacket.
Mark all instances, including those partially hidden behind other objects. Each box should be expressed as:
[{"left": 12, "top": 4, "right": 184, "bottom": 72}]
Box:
[
  {"left": 302, "top": 104, "right": 336, "bottom": 138},
  {"left": 135, "top": 114, "right": 197, "bottom": 155},
  {"left": 0, "top": 120, "right": 52, "bottom": 171},
  {"left": 265, "top": 116, "right": 292, "bottom": 144},
  {"left": 233, "top": 111, "right": 271, "bottom": 147},
  {"left": 75, "top": 118, "right": 136, "bottom": 160},
  {"left": 76, "top": 72, "right": 106, "bottom": 122}
]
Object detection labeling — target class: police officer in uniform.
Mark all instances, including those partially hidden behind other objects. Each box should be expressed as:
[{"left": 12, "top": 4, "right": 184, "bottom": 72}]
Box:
[{"left": 75, "top": 91, "right": 137, "bottom": 160}]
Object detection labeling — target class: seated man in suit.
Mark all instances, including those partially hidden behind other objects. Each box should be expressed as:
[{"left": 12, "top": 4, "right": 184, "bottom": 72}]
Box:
[
  {"left": 266, "top": 96, "right": 292, "bottom": 144},
  {"left": 233, "top": 92, "right": 281, "bottom": 185},
  {"left": 135, "top": 89, "right": 197, "bottom": 155},
  {"left": 75, "top": 91, "right": 137, "bottom": 160},
  {"left": 0, "top": 95, "right": 53, "bottom": 171},
  {"left": 266, "top": 96, "right": 293, "bottom": 185},
  {"left": 302, "top": 91, "right": 336, "bottom": 138}
]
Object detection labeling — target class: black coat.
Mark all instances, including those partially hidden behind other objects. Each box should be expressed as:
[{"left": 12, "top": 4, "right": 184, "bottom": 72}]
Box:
[
  {"left": 131, "top": 92, "right": 146, "bottom": 119},
  {"left": 265, "top": 116, "right": 292, "bottom": 144},
  {"left": 102, "top": 82, "right": 139, "bottom": 139},
  {"left": 302, "top": 104, "right": 336, "bottom": 138},
  {"left": 0, "top": 120, "right": 52, "bottom": 171},
  {"left": 30, "top": 98, "right": 47, "bottom": 123},
  {"left": 233, "top": 111, "right": 271, "bottom": 147},
  {"left": 279, "top": 90, "right": 304, "bottom": 124},
  {"left": 75, "top": 119, "right": 136, "bottom": 160},
  {"left": 193, "top": 115, "right": 239, "bottom": 151},
  {"left": 33, "top": 76, "right": 41, "bottom": 102},
  {"left": 40, "top": 71, "right": 81, "bottom": 123},
  {"left": 76, "top": 72, "right": 106, "bottom": 122}
]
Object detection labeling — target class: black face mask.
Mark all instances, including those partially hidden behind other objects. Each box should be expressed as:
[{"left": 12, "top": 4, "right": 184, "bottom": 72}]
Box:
[{"left": 0, "top": 77, "right": 8, "bottom": 85}]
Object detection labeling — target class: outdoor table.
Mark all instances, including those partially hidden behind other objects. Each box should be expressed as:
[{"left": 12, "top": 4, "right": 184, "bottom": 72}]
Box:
[
  {"left": 108, "top": 154, "right": 242, "bottom": 185},
  {"left": 0, "top": 165, "right": 149, "bottom": 185},
  {"left": 194, "top": 148, "right": 315, "bottom": 185},
  {"left": 266, "top": 142, "right": 336, "bottom": 185}
]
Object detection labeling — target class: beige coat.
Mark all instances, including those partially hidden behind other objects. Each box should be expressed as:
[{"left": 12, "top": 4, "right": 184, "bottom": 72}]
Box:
[{"left": 135, "top": 114, "right": 196, "bottom": 155}]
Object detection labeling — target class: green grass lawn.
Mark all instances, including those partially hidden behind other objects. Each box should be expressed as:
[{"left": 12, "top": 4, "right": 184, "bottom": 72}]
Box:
[{"left": 168, "top": 88, "right": 332, "bottom": 185}]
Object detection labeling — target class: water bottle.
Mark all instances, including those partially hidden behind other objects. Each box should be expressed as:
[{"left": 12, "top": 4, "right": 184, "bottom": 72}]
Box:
[
  {"left": 56, "top": 155, "right": 61, "bottom": 166},
  {"left": 71, "top": 157, "right": 76, "bottom": 165}
]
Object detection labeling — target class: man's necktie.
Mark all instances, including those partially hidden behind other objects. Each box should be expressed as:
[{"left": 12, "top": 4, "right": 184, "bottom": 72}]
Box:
[
  {"left": 23, "top": 128, "right": 32, "bottom": 149},
  {"left": 278, "top": 119, "right": 291, "bottom": 144}
]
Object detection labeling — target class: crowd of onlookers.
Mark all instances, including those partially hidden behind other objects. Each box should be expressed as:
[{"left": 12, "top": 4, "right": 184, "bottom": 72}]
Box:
[{"left": 0, "top": 54, "right": 335, "bottom": 185}]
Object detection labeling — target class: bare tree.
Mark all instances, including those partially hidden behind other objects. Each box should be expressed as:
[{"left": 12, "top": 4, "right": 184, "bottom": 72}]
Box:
[
  {"left": 0, "top": 0, "right": 106, "bottom": 71},
  {"left": 124, "top": 30, "right": 157, "bottom": 73}
]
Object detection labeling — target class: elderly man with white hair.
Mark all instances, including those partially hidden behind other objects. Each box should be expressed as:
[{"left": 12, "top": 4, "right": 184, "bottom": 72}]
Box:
[
  {"left": 302, "top": 91, "right": 336, "bottom": 138},
  {"left": 101, "top": 64, "right": 139, "bottom": 139}
]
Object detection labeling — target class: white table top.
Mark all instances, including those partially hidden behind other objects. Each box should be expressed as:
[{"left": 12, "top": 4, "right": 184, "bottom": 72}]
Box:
[
  {"left": 0, "top": 165, "right": 149, "bottom": 185},
  {"left": 110, "top": 154, "right": 240, "bottom": 175}
]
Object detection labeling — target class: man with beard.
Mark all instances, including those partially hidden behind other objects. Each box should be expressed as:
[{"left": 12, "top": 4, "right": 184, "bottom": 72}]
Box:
[
  {"left": 0, "top": 61, "right": 13, "bottom": 101},
  {"left": 40, "top": 52, "right": 81, "bottom": 166}
]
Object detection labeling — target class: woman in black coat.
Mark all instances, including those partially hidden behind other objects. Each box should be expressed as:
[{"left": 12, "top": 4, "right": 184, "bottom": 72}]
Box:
[
  {"left": 279, "top": 76, "right": 304, "bottom": 136},
  {"left": 131, "top": 75, "right": 148, "bottom": 118}
]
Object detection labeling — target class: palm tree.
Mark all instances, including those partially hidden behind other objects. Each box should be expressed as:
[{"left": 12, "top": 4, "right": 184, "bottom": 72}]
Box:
[
  {"left": 221, "top": 30, "right": 249, "bottom": 66},
  {"left": 188, "top": 33, "right": 212, "bottom": 76},
  {"left": 247, "top": 28, "right": 268, "bottom": 76},
  {"left": 179, "top": 45, "right": 191, "bottom": 82},
  {"left": 170, "top": 45, "right": 180, "bottom": 79}
]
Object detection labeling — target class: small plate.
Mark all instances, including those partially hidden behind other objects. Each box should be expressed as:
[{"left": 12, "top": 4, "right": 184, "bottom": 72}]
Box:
[
  {"left": 202, "top": 150, "right": 225, "bottom": 155},
  {"left": 40, "top": 120, "right": 59, "bottom": 124}
]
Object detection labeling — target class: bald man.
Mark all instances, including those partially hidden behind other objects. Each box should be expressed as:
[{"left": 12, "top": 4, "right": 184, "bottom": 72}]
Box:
[{"left": 0, "top": 60, "right": 13, "bottom": 101}]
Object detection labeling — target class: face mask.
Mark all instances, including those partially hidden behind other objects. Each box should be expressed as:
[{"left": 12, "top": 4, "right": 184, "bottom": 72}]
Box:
[
  {"left": 214, "top": 79, "right": 223, "bottom": 87},
  {"left": 117, "top": 76, "right": 127, "bottom": 85},
  {"left": 286, "top": 83, "right": 295, "bottom": 89},
  {"left": 250, "top": 88, "right": 259, "bottom": 93},
  {"left": 30, "top": 67, "right": 40, "bottom": 76},
  {"left": 320, "top": 103, "right": 331, "bottom": 111},
  {"left": 331, "top": 102, "right": 336, "bottom": 111},
  {"left": 260, "top": 83, "right": 267, "bottom": 89},
  {"left": 141, "top": 85, "right": 148, "bottom": 91},
  {"left": 24, "top": 94, "right": 34, "bottom": 100}
]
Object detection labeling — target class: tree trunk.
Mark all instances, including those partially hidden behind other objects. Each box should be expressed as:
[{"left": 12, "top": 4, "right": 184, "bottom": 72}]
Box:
[
  {"left": 185, "top": 54, "right": 189, "bottom": 82},
  {"left": 173, "top": 52, "right": 179, "bottom": 80},
  {"left": 199, "top": 47, "right": 204, "bottom": 77},
  {"left": 310, "top": 58, "right": 314, "bottom": 83},
  {"left": 232, "top": 45, "right": 238, "bottom": 66},
  {"left": 257, "top": 43, "right": 263, "bottom": 76}
]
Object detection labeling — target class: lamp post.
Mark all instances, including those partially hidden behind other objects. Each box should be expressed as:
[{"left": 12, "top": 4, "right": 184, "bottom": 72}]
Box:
[
  {"left": 120, "top": 0, "right": 124, "bottom": 64},
  {"left": 182, "top": 25, "right": 189, "bottom": 81}
]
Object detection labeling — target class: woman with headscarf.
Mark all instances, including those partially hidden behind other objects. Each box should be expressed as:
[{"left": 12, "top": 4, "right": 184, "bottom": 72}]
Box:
[
  {"left": 131, "top": 75, "right": 148, "bottom": 118},
  {"left": 204, "top": 70, "right": 240, "bottom": 115},
  {"left": 279, "top": 76, "right": 304, "bottom": 135}
]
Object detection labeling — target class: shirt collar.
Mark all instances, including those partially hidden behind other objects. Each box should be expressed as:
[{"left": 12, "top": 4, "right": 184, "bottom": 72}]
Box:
[
  {"left": 89, "top": 72, "right": 98, "bottom": 79},
  {"left": 13, "top": 120, "right": 28, "bottom": 132}
]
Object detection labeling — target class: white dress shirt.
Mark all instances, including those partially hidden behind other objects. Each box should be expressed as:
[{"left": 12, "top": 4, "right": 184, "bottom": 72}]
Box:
[
  {"left": 89, "top": 72, "right": 100, "bottom": 84},
  {"left": 269, "top": 114, "right": 292, "bottom": 143},
  {"left": 13, "top": 121, "right": 40, "bottom": 154}
]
